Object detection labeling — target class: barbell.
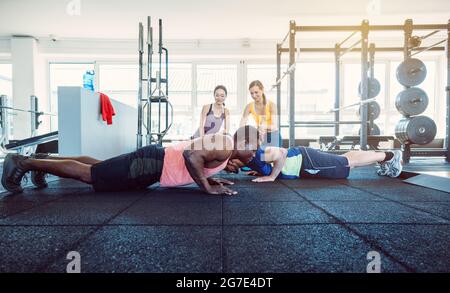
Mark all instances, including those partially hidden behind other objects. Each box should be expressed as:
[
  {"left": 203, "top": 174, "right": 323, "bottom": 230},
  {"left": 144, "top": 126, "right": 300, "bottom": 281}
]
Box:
[
  {"left": 271, "top": 63, "right": 296, "bottom": 90},
  {"left": 396, "top": 58, "right": 427, "bottom": 87},
  {"left": 327, "top": 97, "right": 377, "bottom": 113},
  {"left": 0, "top": 106, "right": 57, "bottom": 117}
]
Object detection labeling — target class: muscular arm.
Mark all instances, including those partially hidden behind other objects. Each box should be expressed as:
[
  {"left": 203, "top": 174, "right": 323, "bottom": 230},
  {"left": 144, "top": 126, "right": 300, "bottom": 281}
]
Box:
[
  {"left": 183, "top": 149, "right": 213, "bottom": 193},
  {"left": 253, "top": 147, "right": 287, "bottom": 182},
  {"left": 183, "top": 135, "right": 235, "bottom": 194}
]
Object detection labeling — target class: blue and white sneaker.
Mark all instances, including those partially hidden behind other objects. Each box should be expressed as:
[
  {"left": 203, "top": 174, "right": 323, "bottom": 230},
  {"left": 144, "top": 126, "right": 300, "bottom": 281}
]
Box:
[
  {"left": 384, "top": 150, "right": 403, "bottom": 178},
  {"left": 376, "top": 162, "right": 389, "bottom": 176}
]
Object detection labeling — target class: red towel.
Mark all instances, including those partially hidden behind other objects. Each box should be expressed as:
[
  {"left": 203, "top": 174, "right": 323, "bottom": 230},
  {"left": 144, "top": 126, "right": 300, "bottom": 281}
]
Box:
[{"left": 99, "top": 93, "right": 116, "bottom": 125}]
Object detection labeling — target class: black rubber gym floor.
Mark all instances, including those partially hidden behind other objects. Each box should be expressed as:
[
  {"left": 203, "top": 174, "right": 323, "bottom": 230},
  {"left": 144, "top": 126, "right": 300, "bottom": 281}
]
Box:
[{"left": 0, "top": 161, "right": 449, "bottom": 273}]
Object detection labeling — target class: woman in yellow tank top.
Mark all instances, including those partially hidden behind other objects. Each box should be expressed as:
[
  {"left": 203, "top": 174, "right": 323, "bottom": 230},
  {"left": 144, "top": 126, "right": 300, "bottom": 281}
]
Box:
[{"left": 239, "top": 80, "right": 282, "bottom": 147}]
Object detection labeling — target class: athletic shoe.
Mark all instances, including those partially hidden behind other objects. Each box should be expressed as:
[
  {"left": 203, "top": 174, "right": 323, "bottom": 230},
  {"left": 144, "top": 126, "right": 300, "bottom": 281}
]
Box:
[
  {"left": 30, "top": 153, "right": 49, "bottom": 188},
  {"left": 376, "top": 162, "right": 389, "bottom": 176},
  {"left": 384, "top": 150, "right": 403, "bottom": 178},
  {"left": 1, "top": 153, "right": 29, "bottom": 193}
]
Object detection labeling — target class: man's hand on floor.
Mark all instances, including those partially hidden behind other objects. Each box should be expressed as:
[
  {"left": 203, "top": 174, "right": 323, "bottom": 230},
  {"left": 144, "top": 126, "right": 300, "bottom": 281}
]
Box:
[
  {"left": 206, "top": 184, "right": 238, "bottom": 195},
  {"left": 208, "top": 177, "right": 234, "bottom": 185}
]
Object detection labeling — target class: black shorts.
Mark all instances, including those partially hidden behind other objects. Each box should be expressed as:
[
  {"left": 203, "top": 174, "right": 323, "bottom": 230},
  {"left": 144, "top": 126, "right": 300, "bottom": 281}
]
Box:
[
  {"left": 299, "top": 147, "right": 350, "bottom": 179},
  {"left": 90, "top": 145, "right": 165, "bottom": 192}
]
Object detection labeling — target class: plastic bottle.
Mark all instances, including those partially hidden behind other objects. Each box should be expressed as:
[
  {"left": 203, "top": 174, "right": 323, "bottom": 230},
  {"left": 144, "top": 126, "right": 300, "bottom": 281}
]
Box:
[{"left": 83, "top": 70, "right": 95, "bottom": 91}]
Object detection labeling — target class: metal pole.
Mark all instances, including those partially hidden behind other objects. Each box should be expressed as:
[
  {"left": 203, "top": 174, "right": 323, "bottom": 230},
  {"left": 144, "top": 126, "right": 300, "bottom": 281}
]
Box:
[
  {"left": 165, "top": 47, "right": 169, "bottom": 139},
  {"left": 137, "top": 22, "right": 144, "bottom": 149},
  {"left": 446, "top": 19, "right": 450, "bottom": 162},
  {"left": 158, "top": 19, "right": 163, "bottom": 145},
  {"left": 280, "top": 31, "right": 290, "bottom": 47},
  {"left": 279, "top": 46, "right": 445, "bottom": 53},
  {"left": 146, "top": 16, "right": 152, "bottom": 146},
  {"left": 288, "top": 20, "right": 296, "bottom": 148},
  {"left": 295, "top": 24, "right": 447, "bottom": 32},
  {"left": 148, "top": 18, "right": 153, "bottom": 145},
  {"left": 280, "top": 124, "right": 335, "bottom": 128},
  {"left": 368, "top": 43, "right": 376, "bottom": 135},
  {"left": 420, "top": 30, "right": 440, "bottom": 40},
  {"left": 30, "top": 95, "right": 39, "bottom": 137},
  {"left": 0, "top": 95, "right": 9, "bottom": 146},
  {"left": 295, "top": 121, "right": 364, "bottom": 125},
  {"left": 338, "top": 30, "right": 358, "bottom": 47},
  {"left": 369, "top": 44, "right": 375, "bottom": 79},
  {"left": 276, "top": 43, "right": 282, "bottom": 144},
  {"left": 339, "top": 39, "right": 362, "bottom": 57},
  {"left": 327, "top": 97, "right": 377, "bottom": 113},
  {"left": 334, "top": 44, "right": 341, "bottom": 137},
  {"left": 402, "top": 19, "right": 413, "bottom": 163},
  {"left": 360, "top": 20, "right": 369, "bottom": 150}
]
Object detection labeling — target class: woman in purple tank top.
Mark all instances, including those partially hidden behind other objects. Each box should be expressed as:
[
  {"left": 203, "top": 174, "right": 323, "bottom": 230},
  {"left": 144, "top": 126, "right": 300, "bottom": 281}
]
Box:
[{"left": 192, "top": 85, "right": 230, "bottom": 138}]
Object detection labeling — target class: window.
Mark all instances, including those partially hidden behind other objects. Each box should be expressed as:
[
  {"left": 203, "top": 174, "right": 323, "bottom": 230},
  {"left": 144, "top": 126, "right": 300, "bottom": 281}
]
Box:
[
  {"left": 246, "top": 64, "right": 286, "bottom": 105},
  {"left": 165, "top": 63, "right": 192, "bottom": 108},
  {"left": 49, "top": 63, "right": 95, "bottom": 130},
  {"left": 248, "top": 62, "right": 336, "bottom": 139},
  {"left": 197, "top": 64, "right": 237, "bottom": 107},
  {"left": 0, "top": 63, "right": 12, "bottom": 97},
  {"left": 97, "top": 63, "right": 193, "bottom": 140},
  {"left": 98, "top": 63, "right": 192, "bottom": 108},
  {"left": 163, "top": 63, "right": 193, "bottom": 139},
  {"left": 46, "top": 56, "right": 445, "bottom": 144},
  {"left": 98, "top": 64, "right": 138, "bottom": 107},
  {"left": 295, "top": 62, "right": 336, "bottom": 113},
  {"left": 0, "top": 63, "right": 13, "bottom": 140}
]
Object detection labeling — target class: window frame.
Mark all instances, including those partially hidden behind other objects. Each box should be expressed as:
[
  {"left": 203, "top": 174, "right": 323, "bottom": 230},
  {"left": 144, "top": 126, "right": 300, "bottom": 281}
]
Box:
[{"left": 44, "top": 53, "right": 445, "bottom": 139}]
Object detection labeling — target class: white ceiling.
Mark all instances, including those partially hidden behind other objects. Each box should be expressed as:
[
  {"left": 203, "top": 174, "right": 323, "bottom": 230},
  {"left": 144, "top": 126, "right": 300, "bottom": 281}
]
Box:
[{"left": 0, "top": 0, "right": 449, "bottom": 40}]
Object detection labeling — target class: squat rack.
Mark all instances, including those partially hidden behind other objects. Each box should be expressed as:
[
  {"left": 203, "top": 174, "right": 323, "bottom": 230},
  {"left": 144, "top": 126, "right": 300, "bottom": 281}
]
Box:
[
  {"left": 137, "top": 16, "right": 173, "bottom": 149},
  {"left": 399, "top": 19, "right": 450, "bottom": 162},
  {"left": 276, "top": 19, "right": 449, "bottom": 161}
]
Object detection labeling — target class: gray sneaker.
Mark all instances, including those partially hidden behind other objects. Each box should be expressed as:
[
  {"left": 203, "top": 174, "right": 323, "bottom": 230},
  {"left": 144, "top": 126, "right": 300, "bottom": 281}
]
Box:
[
  {"left": 1, "top": 153, "right": 29, "bottom": 193},
  {"left": 376, "top": 162, "right": 389, "bottom": 176},
  {"left": 30, "top": 153, "right": 49, "bottom": 188},
  {"left": 384, "top": 150, "right": 403, "bottom": 178}
]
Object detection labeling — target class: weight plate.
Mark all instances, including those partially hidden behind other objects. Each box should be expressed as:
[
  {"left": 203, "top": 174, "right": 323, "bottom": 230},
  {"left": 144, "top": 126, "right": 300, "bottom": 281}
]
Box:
[
  {"left": 396, "top": 58, "right": 427, "bottom": 87},
  {"left": 395, "top": 115, "right": 436, "bottom": 145},
  {"left": 358, "top": 101, "right": 381, "bottom": 120},
  {"left": 358, "top": 77, "right": 381, "bottom": 99},
  {"left": 359, "top": 123, "right": 380, "bottom": 135},
  {"left": 395, "top": 87, "right": 428, "bottom": 116}
]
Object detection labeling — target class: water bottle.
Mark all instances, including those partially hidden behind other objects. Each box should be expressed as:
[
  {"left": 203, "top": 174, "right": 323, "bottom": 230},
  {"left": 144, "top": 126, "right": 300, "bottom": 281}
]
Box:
[{"left": 83, "top": 70, "right": 95, "bottom": 91}]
